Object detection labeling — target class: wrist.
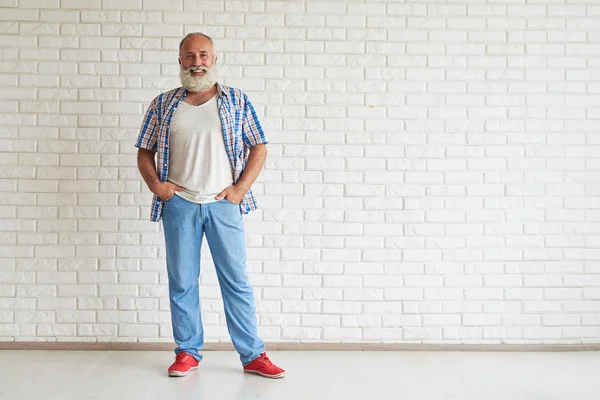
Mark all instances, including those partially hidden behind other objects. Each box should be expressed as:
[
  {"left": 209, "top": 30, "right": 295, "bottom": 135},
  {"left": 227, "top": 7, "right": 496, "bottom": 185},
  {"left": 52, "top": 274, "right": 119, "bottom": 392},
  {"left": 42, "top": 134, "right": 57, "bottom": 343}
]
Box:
[
  {"left": 148, "top": 180, "right": 161, "bottom": 193},
  {"left": 234, "top": 182, "right": 250, "bottom": 194}
]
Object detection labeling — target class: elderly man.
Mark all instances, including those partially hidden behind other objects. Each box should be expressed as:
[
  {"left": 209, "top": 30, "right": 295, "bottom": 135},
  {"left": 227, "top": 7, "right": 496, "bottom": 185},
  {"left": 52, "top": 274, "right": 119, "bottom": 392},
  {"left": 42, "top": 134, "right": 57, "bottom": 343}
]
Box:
[{"left": 135, "top": 32, "right": 285, "bottom": 379}]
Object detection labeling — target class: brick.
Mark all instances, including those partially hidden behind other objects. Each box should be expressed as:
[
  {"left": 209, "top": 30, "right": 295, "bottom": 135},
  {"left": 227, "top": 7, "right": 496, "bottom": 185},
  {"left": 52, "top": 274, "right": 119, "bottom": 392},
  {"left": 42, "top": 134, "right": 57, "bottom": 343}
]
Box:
[{"left": 0, "top": 1, "right": 599, "bottom": 344}]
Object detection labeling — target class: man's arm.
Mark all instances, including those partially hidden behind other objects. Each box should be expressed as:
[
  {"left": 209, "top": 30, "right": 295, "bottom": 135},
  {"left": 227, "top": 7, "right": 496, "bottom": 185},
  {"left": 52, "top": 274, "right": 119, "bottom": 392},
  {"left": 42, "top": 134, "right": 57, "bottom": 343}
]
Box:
[
  {"left": 137, "top": 148, "right": 184, "bottom": 201},
  {"left": 216, "top": 93, "right": 268, "bottom": 204},
  {"left": 216, "top": 144, "right": 267, "bottom": 203},
  {"left": 137, "top": 148, "right": 160, "bottom": 190}
]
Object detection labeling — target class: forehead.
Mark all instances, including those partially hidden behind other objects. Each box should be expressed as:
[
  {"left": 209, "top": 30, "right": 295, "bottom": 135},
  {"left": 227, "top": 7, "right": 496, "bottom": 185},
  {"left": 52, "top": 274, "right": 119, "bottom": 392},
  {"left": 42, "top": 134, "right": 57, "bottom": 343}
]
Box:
[{"left": 180, "top": 36, "right": 213, "bottom": 55}]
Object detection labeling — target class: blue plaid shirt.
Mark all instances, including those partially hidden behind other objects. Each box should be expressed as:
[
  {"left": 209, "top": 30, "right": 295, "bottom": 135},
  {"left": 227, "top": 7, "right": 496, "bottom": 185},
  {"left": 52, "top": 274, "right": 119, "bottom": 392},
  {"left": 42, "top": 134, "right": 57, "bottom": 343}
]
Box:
[{"left": 135, "top": 84, "right": 268, "bottom": 222}]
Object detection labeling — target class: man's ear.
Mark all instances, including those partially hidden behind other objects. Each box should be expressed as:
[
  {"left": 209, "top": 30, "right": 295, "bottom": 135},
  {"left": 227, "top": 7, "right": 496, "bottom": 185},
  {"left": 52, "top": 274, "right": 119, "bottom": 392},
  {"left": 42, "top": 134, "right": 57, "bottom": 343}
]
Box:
[{"left": 178, "top": 57, "right": 181, "bottom": 65}]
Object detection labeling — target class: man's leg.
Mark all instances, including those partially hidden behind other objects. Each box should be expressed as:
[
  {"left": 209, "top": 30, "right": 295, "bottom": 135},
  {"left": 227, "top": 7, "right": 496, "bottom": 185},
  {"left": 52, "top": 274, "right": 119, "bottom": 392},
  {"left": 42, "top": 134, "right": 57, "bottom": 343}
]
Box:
[
  {"left": 204, "top": 199, "right": 265, "bottom": 365},
  {"left": 162, "top": 194, "right": 204, "bottom": 362}
]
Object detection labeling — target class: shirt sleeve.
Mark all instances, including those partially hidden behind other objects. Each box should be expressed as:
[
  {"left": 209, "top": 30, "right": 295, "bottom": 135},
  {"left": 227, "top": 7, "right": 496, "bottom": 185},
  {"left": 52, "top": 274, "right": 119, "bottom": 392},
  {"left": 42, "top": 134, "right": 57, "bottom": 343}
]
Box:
[
  {"left": 135, "top": 99, "right": 159, "bottom": 152},
  {"left": 242, "top": 94, "right": 268, "bottom": 148}
]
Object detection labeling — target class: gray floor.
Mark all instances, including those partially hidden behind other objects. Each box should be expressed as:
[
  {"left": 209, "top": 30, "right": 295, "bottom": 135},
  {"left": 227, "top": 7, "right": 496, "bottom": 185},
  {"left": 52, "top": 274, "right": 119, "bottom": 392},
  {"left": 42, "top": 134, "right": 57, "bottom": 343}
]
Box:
[{"left": 0, "top": 350, "right": 599, "bottom": 399}]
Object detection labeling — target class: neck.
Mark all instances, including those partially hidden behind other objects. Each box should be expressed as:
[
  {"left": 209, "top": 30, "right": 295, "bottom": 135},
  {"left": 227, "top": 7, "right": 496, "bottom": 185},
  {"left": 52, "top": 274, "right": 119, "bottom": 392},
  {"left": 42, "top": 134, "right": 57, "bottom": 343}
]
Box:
[
  {"left": 183, "top": 84, "right": 218, "bottom": 106},
  {"left": 185, "top": 83, "right": 218, "bottom": 99}
]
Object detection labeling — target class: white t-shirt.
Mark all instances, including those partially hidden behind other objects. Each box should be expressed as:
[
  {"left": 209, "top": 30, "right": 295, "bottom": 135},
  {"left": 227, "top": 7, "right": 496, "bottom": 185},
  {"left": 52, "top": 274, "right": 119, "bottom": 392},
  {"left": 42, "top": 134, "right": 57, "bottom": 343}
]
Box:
[{"left": 167, "top": 96, "right": 234, "bottom": 204}]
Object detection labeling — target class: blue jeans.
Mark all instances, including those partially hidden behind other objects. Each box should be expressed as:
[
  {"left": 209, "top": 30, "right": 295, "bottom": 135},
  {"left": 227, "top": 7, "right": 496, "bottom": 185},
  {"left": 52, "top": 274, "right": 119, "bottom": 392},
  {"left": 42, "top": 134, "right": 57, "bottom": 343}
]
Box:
[{"left": 161, "top": 194, "right": 265, "bottom": 365}]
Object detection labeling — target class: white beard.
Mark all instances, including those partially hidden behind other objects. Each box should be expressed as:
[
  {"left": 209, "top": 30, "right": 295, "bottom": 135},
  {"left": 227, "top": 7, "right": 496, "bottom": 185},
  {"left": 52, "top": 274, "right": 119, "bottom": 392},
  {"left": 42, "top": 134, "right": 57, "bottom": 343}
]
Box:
[{"left": 179, "top": 65, "right": 218, "bottom": 92}]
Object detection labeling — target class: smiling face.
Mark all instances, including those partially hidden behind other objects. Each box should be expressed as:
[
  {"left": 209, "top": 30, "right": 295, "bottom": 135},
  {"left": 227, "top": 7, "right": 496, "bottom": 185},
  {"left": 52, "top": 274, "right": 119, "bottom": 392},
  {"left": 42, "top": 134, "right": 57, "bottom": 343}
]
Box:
[
  {"left": 179, "top": 34, "right": 216, "bottom": 73},
  {"left": 178, "top": 35, "right": 218, "bottom": 92}
]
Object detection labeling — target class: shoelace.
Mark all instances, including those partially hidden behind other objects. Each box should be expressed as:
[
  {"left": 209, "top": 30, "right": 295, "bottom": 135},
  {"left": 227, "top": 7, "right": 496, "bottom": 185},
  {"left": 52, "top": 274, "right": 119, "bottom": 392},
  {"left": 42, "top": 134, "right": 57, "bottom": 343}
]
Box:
[
  {"left": 259, "top": 354, "right": 273, "bottom": 365},
  {"left": 175, "top": 353, "right": 190, "bottom": 363}
]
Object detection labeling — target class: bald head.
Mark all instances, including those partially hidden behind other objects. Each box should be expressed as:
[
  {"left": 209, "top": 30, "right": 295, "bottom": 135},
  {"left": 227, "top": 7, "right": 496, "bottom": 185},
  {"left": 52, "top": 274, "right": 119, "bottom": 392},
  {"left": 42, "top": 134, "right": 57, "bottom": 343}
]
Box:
[{"left": 179, "top": 32, "right": 215, "bottom": 60}]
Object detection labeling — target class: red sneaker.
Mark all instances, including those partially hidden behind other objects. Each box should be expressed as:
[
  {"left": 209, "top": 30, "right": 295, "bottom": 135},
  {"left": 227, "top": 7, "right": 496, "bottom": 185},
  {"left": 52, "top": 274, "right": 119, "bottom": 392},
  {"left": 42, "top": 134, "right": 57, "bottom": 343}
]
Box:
[
  {"left": 243, "top": 353, "right": 286, "bottom": 379},
  {"left": 168, "top": 352, "right": 199, "bottom": 377}
]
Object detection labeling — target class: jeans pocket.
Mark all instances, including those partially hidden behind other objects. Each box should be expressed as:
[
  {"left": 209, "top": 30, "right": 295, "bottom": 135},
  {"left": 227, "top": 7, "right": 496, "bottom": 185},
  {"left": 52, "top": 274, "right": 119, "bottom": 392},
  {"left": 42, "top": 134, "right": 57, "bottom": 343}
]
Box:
[{"left": 164, "top": 194, "right": 178, "bottom": 204}]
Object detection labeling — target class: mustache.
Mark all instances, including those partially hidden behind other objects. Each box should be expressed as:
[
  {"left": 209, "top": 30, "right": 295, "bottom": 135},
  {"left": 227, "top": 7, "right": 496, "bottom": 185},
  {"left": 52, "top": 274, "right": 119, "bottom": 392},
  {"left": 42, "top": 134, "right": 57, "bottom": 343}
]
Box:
[
  {"left": 186, "top": 66, "right": 208, "bottom": 72},
  {"left": 179, "top": 63, "right": 218, "bottom": 92}
]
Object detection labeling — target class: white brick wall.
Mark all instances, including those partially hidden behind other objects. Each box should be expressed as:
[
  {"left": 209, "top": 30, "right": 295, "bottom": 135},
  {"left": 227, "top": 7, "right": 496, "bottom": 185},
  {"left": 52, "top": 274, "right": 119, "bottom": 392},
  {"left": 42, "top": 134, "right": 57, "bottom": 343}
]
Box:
[{"left": 0, "top": 0, "right": 599, "bottom": 344}]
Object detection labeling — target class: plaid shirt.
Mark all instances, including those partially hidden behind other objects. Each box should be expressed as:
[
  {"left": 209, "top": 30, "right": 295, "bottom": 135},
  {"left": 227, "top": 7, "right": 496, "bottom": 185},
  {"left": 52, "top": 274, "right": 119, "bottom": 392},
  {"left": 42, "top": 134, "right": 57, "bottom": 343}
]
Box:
[{"left": 135, "top": 84, "right": 268, "bottom": 222}]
